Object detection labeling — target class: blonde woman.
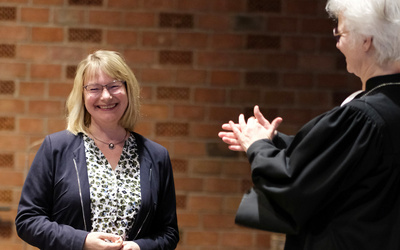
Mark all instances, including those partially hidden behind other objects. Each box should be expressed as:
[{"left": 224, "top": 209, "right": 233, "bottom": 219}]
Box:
[{"left": 16, "top": 50, "right": 179, "bottom": 250}]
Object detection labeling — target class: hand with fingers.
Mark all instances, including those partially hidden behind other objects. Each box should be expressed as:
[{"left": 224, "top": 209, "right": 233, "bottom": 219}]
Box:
[
  {"left": 83, "top": 232, "right": 123, "bottom": 250},
  {"left": 218, "top": 105, "right": 282, "bottom": 152}
]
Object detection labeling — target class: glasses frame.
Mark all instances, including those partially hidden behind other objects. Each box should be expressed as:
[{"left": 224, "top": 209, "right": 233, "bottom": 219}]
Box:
[
  {"left": 83, "top": 80, "right": 126, "bottom": 95},
  {"left": 333, "top": 26, "right": 345, "bottom": 43}
]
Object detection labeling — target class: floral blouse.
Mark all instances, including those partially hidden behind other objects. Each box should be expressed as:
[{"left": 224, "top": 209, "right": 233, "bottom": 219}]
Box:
[{"left": 84, "top": 133, "right": 141, "bottom": 240}]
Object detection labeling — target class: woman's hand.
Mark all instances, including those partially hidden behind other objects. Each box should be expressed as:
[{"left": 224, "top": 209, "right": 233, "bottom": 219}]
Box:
[
  {"left": 121, "top": 241, "right": 140, "bottom": 250},
  {"left": 218, "top": 105, "right": 282, "bottom": 152},
  {"left": 83, "top": 232, "right": 123, "bottom": 250}
]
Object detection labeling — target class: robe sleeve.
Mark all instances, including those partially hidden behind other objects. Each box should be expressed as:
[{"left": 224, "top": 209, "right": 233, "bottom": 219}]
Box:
[{"left": 237, "top": 104, "right": 385, "bottom": 233}]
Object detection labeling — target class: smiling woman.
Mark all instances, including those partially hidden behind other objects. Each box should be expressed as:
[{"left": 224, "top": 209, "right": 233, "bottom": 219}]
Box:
[
  {"left": 218, "top": 0, "right": 400, "bottom": 249},
  {"left": 15, "top": 50, "right": 179, "bottom": 250}
]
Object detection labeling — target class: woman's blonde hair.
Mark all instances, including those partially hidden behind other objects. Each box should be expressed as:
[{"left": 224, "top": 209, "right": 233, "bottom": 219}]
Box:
[{"left": 66, "top": 50, "right": 141, "bottom": 135}]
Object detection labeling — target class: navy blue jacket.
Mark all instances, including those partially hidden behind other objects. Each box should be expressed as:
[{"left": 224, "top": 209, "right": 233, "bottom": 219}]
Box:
[{"left": 16, "top": 130, "right": 179, "bottom": 250}]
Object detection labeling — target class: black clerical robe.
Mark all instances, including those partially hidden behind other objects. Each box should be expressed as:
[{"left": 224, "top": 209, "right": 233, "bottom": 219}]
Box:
[{"left": 236, "top": 74, "right": 400, "bottom": 249}]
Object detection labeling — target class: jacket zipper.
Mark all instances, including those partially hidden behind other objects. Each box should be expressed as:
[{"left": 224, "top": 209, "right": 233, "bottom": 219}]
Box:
[
  {"left": 134, "top": 167, "right": 152, "bottom": 240},
  {"left": 73, "top": 158, "right": 87, "bottom": 231}
]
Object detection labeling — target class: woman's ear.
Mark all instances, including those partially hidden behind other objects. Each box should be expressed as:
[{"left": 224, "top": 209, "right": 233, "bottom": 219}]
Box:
[{"left": 363, "top": 36, "right": 373, "bottom": 52}]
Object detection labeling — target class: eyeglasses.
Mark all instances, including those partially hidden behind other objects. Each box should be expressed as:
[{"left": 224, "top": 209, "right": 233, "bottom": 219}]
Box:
[
  {"left": 333, "top": 27, "right": 344, "bottom": 43},
  {"left": 83, "top": 80, "right": 125, "bottom": 95}
]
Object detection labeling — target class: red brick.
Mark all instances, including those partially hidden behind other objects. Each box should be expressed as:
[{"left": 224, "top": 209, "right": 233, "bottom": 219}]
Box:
[
  {"left": 89, "top": 10, "right": 123, "bottom": 26},
  {"left": 0, "top": 100, "right": 25, "bottom": 114},
  {"left": 204, "top": 178, "right": 241, "bottom": 193},
  {"left": 124, "top": 49, "right": 157, "bottom": 65},
  {"left": 19, "top": 118, "right": 44, "bottom": 134},
  {"left": 221, "top": 232, "right": 254, "bottom": 247},
  {"left": 282, "top": 36, "right": 317, "bottom": 52},
  {"left": 0, "top": 0, "right": 27, "bottom": 3},
  {"left": 299, "top": 54, "right": 337, "bottom": 71},
  {"left": 47, "top": 118, "right": 66, "bottom": 134},
  {"left": 177, "top": 212, "right": 200, "bottom": 227},
  {"left": 140, "top": 104, "right": 170, "bottom": 119},
  {"left": 175, "top": 0, "right": 212, "bottom": 11},
  {"left": 107, "top": 0, "right": 140, "bottom": 8},
  {"left": 263, "top": 90, "right": 296, "bottom": 106},
  {"left": 141, "top": 69, "right": 174, "bottom": 83},
  {"left": 211, "top": 34, "right": 245, "bottom": 50},
  {"left": 208, "top": 106, "right": 243, "bottom": 122},
  {"left": 173, "top": 105, "right": 205, "bottom": 120},
  {"left": 186, "top": 231, "right": 219, "bottom": 246},
  {"left": 33, "top": 0, "right": 63, "bottom": 4},
  {"left": 198, "top": 14, "right": 231, "bottom": 31},
  {"left": 264, "top": 53, "right": 298, "bottom": 69},
  {"left": 32, "top": 27, "right": 64, "bottom": 42},
  {"left": 223, "top": 195, "right": 242, "bottom": 213},
  {"left": 188, "top": 195, "right": 223, "bottom": 212},
  {"left": 28, "top": 100, "right": 64, "bottom": 115},
  {"left": 297, "top": 90, "right": 332, "bottom": 107},
  {"left": 0, "top": 135, "right": 28, "bottom": 151},
  {"left": 123, "top": 12, "right": 156, "bottom": 28},
  {"left": 31, "top": 64, "right": 62, "bottom": 79},
  {"left": 133, "top": 121, "right": 153, "bottom": 137},
  {"left": 173, "top": 141, "right": 206, "bottom": 157},
  {"left": 143, "top": 0, "right": 174, "bottom": 9},
  {"left": 174, "top": 177, "right": 203, "bottom": 192},
  {"left": 21, "top": 7, "right": 49, "bottom": 23},
  {"left": 190, "top": 123, "right": 220, "bottom": 138},
  {"left": 20, "top": 82, "right": 46, "bottom": 97},
  {"left": 221, "top": 161, "right": 250, "bottom": 176},
  {"left": 0, "top": 62, "right": 27, "bottom": 78},
  {"left": 230, "top": 89, "right": 262, "bottom": 104},
  {"left": 18, "top": 45, "right": 50, "bottom": 62},
  {"left": 142, "top": 31, "right": 173, "bottom": 47},
  {"left": 176, "top": 33, "right": 208, "bottom": 49},
  {"left": 286, "top": 0, "right": 319, "bottom": 15},
  {"left": 107, "top": 30, "right": 138, "bottom": 45},
  {"left": 203, "top": 214, "right": 236, "bottom": 229},
  {"left": 54, "top": 9, "right": 85, "bottom": 25},
  {"left": 283, "top": 73, "right": 314, "bottom": 88},
  {"left": 268, "top": 17, "right": 298, "bottom": 33},
  {"left": 176, "top": 70, "right": 207, "bottom": 85},
  {"left": 0, "top": 26, "right": 28, "bottom": 41},
  {"left": 191, "top": 160, "right": 223, "bottom": 175},
  {"left": 194, "top": 88, "right": 226, "bottom": 103},
  {"left": 211, "top": 71, "right": 241, "bottom": 86},
  {"left": 212, "top": 0, "right": 246, "bottom": 12},
  {"left": 49, "top": 82, "right": 73, "bottom": 97},
  {"left": 49, "top": 46, "right": 85, "bottom": 61}
]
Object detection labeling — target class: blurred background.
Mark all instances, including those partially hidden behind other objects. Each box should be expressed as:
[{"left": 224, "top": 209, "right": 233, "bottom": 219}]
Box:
[{"left": 0, "top": 0, "right": 359, "bottom": 249}]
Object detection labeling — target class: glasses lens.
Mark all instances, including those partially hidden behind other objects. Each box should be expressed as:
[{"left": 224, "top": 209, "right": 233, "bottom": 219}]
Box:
[
  {"left": 107, "top": 81, "right": 123, "bottom": 94},
  {"left": 333, "top": 27, "right": 340, "bottom": 42},
  {"left": 86, "top": 84, "right": 102, "bottom": 94}
]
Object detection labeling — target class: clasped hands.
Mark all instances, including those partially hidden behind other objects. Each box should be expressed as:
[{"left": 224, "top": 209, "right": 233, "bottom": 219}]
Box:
[
  {"left": 84, "top": 232, "right": 140, "bottom": 250},
  {"left": 218, "top": 105, "right": 282, "bottom": 152}
]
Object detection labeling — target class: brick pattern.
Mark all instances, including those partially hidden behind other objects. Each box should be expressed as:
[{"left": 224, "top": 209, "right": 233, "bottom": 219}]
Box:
[{"left": 0, "top": 0, "right": 357, "bottom": 249}]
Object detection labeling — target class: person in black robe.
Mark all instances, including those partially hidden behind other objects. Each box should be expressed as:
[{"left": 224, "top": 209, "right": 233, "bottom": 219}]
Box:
[{"left": 218, "top": 0, "right": 400, "bottom": 249}]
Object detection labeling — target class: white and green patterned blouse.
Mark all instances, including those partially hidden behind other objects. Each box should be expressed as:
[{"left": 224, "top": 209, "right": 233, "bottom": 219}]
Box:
[{"left": 84, "top": 133, "right": 141, "bottom": 240}]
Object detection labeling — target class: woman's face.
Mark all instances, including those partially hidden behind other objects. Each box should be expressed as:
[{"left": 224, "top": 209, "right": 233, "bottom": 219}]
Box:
[
  {"left": 83, "top": 70, "right": 128, "bottom": 128},
  {"left": 335, "top": 16, "right": 365, "bottom": 77}
]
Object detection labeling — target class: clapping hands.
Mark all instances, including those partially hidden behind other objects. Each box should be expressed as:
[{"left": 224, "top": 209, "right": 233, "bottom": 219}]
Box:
[{"left": 218, "top": 105, "right": 282, "bottom": 152}]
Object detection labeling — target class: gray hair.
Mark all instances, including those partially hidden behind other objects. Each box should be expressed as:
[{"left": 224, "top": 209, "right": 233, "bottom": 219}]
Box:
[{"left": 326, "top": 0, "right": 400, "bottom": 65}]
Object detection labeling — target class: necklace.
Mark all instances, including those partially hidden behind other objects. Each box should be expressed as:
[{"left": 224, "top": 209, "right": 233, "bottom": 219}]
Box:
[{"left": 90, "top": 130, "right": 128, "bottom": 150}]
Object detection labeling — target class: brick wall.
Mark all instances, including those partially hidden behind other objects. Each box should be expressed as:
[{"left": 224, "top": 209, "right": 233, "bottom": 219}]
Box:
[{"left": 0, "top": 0, "right": 360, "bottom": 249}]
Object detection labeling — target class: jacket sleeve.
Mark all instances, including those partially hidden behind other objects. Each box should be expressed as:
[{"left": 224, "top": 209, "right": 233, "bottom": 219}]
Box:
[
  {"left": 135, "top": 145, "right": 179, "bottom": 250},
  {"left": 15, "top": 135, "right": 88, "bottom": 250},
  {"left": 238, "top": 105, "right": 384, "bottom": 233}
]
